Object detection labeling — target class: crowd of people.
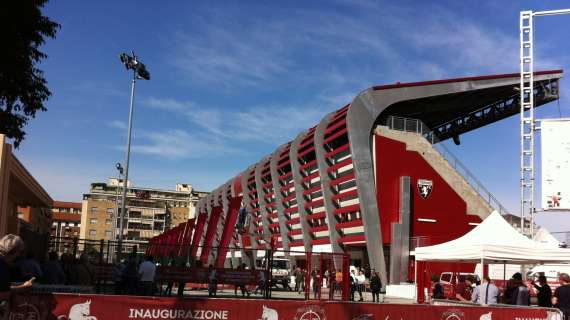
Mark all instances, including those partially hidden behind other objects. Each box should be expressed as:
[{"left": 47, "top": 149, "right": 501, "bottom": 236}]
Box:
[
  {"left": 0, "top": 234, "right": 98, "bottom": 291},
  {"left": 431, "top": 271, "right": 570, "bottom": 318},
  {"left": 290, "top": 265, "right": 384, "bottom": 302}
]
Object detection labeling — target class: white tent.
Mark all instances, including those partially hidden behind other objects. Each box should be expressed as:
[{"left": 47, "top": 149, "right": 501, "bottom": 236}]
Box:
[
  {"left": 534, "top": 227, "right": 561, "bottom": 248},
  {"left": 415, "top": 211, "right": 570, "bottom": 264}
]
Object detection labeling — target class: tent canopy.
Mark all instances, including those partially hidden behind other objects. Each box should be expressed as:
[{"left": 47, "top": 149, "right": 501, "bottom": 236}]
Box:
[{"left": 414, "top": 211, "right": 570, "bottom": 264}]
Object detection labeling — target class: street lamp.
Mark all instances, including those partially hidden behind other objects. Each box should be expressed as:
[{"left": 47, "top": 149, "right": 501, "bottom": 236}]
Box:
[
  {"left": 117, "top": 51, "right": 150, "bottom": 259},
  {"left": 112, "top": 162, "right": 124, "bottom": 255}
]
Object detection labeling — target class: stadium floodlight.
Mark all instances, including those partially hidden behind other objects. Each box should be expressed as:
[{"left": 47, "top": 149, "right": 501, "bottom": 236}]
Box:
[
  {"left": 115, "top": 162, "right": 124, "bottom": 175},
  {"left": 119, "top": 51, "right": 150, "bottom": 80},
  {"left": 116, "top": 51, "right": 150, "bottom": 260}
]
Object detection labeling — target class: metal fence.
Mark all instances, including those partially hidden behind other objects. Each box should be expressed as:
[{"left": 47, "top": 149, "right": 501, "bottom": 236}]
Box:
[
  {"left": 383, "top": 116, "right": 509, "bottom": 216},
  {"left": 432, "top": 299, "right": 564, "bottom": 320},
  {"left": 47, "top": 236, "right": 351, "bottom": 301},
  {"left": 49, "top": 236, "right": 148, "bottom": 264}
]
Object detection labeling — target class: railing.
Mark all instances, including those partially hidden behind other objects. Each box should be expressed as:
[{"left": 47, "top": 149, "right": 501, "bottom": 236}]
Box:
[
  {"left": 410, "top": 235, "right": 450, "bottom": 251},
  {"left": 383, "top": 116, "right": 509, "bottom": 216}
]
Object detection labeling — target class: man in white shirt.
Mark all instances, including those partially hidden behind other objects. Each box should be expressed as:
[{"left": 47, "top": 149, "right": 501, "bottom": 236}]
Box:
[
  {"left": 356, "top": 270, "right": 366, "bottom": 301},
  {"left": 472, "top": 276, "right": 499, "bottom": 305},
  {"left": 138, "top": 256, "right": 156, "bottom": 296}
]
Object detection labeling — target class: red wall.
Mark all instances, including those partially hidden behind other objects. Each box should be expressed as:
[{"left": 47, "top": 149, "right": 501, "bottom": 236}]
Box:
[
  {"left": 375, "top": 135, "right": 482, "bottom": 278},
  {"left": 375, "top": 135, "right": 481, "bottom": 244}
]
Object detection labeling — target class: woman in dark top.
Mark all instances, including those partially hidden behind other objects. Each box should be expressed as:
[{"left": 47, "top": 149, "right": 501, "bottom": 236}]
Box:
[
  {"left": 533, "top": 275, "right": 552, "bottom": 307},
  {"left": 0, "top": 235, "right": 34, "bottom": 301},
  {"left": 431, "top": 275, "right": 445, "bottom": 300},
  {"left": 370, "top": 272, "right": 382, "bottom": 303},
  {"left": 509, "top": 273, "right": 530, "bottom": 306},
  {"left": 553, "top": 273, "right": 570, "bottom": 318}
]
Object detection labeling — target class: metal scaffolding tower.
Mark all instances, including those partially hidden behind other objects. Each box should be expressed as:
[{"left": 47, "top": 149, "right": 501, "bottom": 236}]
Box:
[{"left": 519, "top": 9, "right": 570, "bottom": 237}]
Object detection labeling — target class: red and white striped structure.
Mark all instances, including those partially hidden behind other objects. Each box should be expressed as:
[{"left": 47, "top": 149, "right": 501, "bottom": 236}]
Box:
[{"left": 150, "top": 70, "right": 562, "bottom": 286}]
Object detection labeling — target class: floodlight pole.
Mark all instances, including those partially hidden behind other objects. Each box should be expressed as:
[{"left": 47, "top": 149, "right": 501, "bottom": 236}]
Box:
[
  {"left": 519, "top": 9, "right": 570, "bottom": 239},
  {"left": 117, "top": 69, "right": 136, "bottom": 260},
  {"left": 112, "top": 172, "right": 121, "bottom": 247}
]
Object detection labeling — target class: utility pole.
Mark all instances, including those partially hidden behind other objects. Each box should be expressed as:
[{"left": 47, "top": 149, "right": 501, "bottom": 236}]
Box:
[{"left": 117, "top": 51, "right": 150, "bottom": 259}]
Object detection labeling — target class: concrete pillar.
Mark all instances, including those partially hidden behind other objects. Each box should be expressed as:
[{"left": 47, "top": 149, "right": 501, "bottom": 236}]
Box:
[
  {"left": 389, "top": 176, "right": 411, "bottom": 284},
  {"left": 254, "top": 158, "right": 271, "bottom": 237},
  {"left": 314, "top": 112, "right": 344, "bottom": 261},
  {"left": 269, "top": 144, "right": 291, "bottom": 251},
  {"left": 290, "top": 130, "right": 313, "bottom": 253}
]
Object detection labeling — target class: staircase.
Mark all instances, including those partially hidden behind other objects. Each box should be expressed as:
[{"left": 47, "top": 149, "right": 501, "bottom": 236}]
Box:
[{"left": 377, "top": 116, "right": 509, "bottom": 220}]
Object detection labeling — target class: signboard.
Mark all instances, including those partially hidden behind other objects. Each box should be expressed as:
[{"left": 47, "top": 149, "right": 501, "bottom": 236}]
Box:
[
  {"left": 541, "top": 119, "right": 570, "bottom": 210},
  {"left": 7, "top": 293, "right": 560, "bottom": 320}
]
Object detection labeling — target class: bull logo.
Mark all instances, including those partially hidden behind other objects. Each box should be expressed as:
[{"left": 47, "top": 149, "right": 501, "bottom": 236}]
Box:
[
  {"left": 57, "top": 300, "right": 97, "bottom": 320},
  {"left": 260, "top": 305, "right": 278, "bottom": 320},
  {"left": 417, "top": 179, "right": 433, "bottom": 199}
]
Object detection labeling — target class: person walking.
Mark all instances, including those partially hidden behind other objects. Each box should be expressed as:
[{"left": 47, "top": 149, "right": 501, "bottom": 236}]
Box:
[
  {"left": 335, "top": 270, "right": 343, "bottom": 297},
  {"left": 176, "top": 259, "right": 188, "bottom": 297},
  {"left": 207, "top": 265, "right": 217, "bottom": 297},
  {"left": 370, "top": 271, "right": 382, "bottom": 303},
  {"left": 113, "top": 259, "right": 126, "bottom": 295},
  {"left": 509, "top": 273, "right": 530, "bottom": 306},
  {"left": 123, "top": 257, "right": 139, "bottom": 295},
  {"left": 293, "top": 266, "right": 301, "bottom": 292},
  {"left": 138, "top": 256, "right": 156, "bottom": 296},
  {"left": 163, "top": 253, "right": 175, "bottom": 296},
  {"left": 328, "top": 269, "right": 336, "bottom": 300},
  {"left": 311, "top": 269, "right": 321, "bottom": 299},
  {"left": 349, "top": 270, "right": 356, "bottom": 301},
  {"left": 70, "top": 254, "right": 94, "bottom": 286},
  {"left": 553, "top": 273, "right": 570, "bottom": 319},
  {"left": 234, "top": 263, "right": 249, "bottom": 297},
  {"left": 297, "top": 268, "right": 305, "bottom": 294},
  {"left": 356, "top": 270, "right": 365, "bottom": 301},
  {"left": 455, "top": 276, "right": 474, "bottom": 302},
  {"left": 533, "top": 275, "right": 552, "bottom": 308},
  {"left": 42, "top": 252, "right": 65, "bottom": 285},
  {"left": 254, "top": 268, "right": 266, "bottom": 296},
  {"left": 471, "top": 275, "right": 499, "bottom": 305}
]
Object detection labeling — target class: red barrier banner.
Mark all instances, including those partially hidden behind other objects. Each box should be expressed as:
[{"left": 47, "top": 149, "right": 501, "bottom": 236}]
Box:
[{"left": 7, "top": 293, "right": 558, "bottom": 320}]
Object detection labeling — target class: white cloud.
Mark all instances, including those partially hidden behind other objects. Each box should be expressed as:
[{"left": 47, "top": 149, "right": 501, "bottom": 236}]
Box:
[
  {"left": 167, "top": 2, "right": 552, "bottom": 93},
  {"left": 132, "top": 129, "right": 242, "bottom": 160},
  {"left": 144, "top": 97, "right": 330, "bottom": 146},
  {"left": 108, "top": 120, "right": 127, "bottom": 130}
]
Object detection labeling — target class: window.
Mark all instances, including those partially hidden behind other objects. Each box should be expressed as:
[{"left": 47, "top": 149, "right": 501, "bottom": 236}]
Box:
[
  {"left": 440, "top": 273, "right": 452, "bottom": 283},
  {"left": 90, "top": 218, "right": 97, "bottom": 224},
  {"left": 105, "top": 230, "right": 112, "bottom": 237},
  {"left": 105, "top": 219, "right": 112, "bottom": 225},
  {"left": 106, "top": 208, "right": 114, "bottom": 215},
  {"left": 91, "top": 207, "right": 98, "bottom": 214},
  {"left": 89, "top": 230, "right": 96, "bottom": 236}
]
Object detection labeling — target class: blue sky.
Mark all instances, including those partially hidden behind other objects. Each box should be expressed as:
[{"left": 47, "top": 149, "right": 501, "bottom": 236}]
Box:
[{"left": 13, "top": 0, "right": 570, "bottom": 234}]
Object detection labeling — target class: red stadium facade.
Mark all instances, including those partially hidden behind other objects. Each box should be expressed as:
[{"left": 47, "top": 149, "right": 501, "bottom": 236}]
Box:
[{"left": 149, "top": 70, "right": 562, "bottom": 287}]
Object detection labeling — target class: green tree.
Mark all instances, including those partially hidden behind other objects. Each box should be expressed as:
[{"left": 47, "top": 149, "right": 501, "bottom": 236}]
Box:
[{"left": 0, "top": 0, "right": 59, "bottom": 147}]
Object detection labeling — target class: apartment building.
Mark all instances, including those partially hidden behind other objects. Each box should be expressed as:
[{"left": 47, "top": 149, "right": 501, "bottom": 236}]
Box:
[
  {"left": 80, "top": 178, "right": 208, "bottom": 244},
  {"left": 49, "top": 201, "right": 82, "bottom": 254}
]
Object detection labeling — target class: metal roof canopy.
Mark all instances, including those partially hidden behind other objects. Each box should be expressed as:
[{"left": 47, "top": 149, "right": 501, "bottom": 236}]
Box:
[{"left": 375, "top": 70, "right": 562, "bottom": 142}]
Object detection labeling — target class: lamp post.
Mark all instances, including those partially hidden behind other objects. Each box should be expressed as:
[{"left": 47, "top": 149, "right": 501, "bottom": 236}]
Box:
[
  {"left": 117, "top": 51, "right": 150, "bottom": 259},
  {"left": 112, "top": 162, "right": 124, "bottom": 260}
]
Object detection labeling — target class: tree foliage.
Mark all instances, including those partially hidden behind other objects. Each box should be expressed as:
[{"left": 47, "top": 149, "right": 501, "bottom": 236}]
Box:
[{"left": 0, "top": 0, "right": 59, "bottom": 147}]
